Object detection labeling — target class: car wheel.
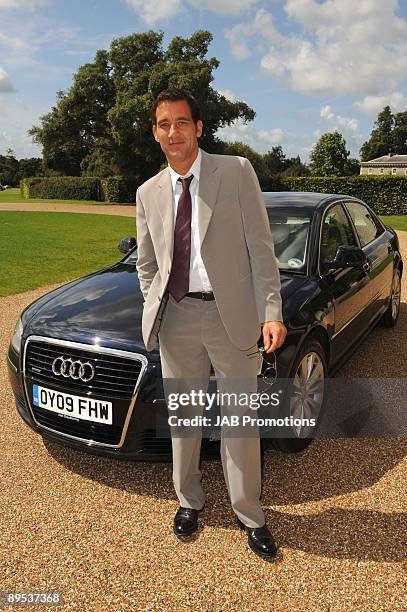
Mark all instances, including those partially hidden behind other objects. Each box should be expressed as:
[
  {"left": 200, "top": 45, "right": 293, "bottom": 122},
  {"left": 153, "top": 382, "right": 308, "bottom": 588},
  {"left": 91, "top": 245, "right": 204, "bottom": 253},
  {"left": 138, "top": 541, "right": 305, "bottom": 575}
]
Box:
[
  {"left": 269, "top": 339, "right": 328, "bottom": 454},
  {"left": 380, "top": 268, "right": 401, "bottom": 328}
]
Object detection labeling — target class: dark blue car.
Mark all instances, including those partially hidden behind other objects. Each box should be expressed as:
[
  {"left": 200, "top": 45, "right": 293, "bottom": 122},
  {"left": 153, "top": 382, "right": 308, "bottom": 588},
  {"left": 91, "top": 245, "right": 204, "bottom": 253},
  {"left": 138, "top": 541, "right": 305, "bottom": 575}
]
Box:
[{"left": 7, "top": 192, "right": 402, "bottom": 459}]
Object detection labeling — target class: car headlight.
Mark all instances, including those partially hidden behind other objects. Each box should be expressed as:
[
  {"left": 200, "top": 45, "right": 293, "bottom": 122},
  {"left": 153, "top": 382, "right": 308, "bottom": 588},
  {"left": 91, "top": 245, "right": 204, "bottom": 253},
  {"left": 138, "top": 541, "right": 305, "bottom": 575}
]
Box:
[{"left": 11, "top": 318, "right": 23, "bottom": 353}]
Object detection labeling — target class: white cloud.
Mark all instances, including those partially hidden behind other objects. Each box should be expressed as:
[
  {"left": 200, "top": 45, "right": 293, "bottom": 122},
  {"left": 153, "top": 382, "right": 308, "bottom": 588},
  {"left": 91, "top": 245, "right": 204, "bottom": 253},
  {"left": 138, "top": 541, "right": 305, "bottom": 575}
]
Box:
[
  {"left": 226, "top": 1, "right": 407, "bottom": 98},
  {"left": 318, "top": 105, "right": 364, "bottom": 156},
  {"left": 218, "top": 88, "right": 237, "bottom": 102},
  {"left": 0, "top": 0, "right": 52, "bottom": 8},
  {"left": 217, "top": 119, "right": 285, "bottom": 152},
  {"left": 355, "top": 93, "right": 407, "bottom": 118},
  {"left": 123, "top": 0, "right": 182, "bottom": 23},
  {"left": 0, "top": 33, "right": 30, "bottom": 50},
  {"left": 188, "top": 0, "right": 259, "bottom": 15},
  {"left": 124, "top": 0, "right": 259, "bottom": 24},
  {"left": 0, "top": 95, "right": 43, "bottom": 157},
  {"left": 225, "top": 8, "right": 282, "bottom": 60},
  {"left": 320, "top": 105, "right": 358, "bottom": 133},
  {"left": 224, "top": 25, "right": 252, "bottom": 60},
  {"left": 0, "top": 67, "right": 14, "bottom": 92}
]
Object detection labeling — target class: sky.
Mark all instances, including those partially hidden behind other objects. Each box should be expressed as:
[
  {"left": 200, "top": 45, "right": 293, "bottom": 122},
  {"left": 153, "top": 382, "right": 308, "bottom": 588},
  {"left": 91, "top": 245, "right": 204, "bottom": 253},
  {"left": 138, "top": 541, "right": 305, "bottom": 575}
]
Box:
[{"left": 0, "top": 0, "right": 406, "bottom": 163}]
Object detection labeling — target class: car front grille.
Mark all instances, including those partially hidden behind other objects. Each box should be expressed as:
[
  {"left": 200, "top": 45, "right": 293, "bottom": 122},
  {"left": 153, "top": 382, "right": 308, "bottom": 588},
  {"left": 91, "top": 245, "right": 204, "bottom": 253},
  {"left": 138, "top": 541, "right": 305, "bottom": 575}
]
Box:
[
  {"left": 23, "top": 336, "right": 148, "bottom": 448},
  {"left": 25, "top": 340, "right": 143, "bottom": 400}
]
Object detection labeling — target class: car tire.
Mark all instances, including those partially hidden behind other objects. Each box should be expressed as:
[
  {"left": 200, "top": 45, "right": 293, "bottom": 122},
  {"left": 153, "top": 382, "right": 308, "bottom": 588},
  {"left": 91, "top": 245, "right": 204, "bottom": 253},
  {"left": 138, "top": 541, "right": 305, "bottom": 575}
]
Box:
[
  {"left": 269, "top": 338, "right": 328, "bottom": 454},
  {"left": 379, "top": 267, "right": 401, "bottom": 328}
]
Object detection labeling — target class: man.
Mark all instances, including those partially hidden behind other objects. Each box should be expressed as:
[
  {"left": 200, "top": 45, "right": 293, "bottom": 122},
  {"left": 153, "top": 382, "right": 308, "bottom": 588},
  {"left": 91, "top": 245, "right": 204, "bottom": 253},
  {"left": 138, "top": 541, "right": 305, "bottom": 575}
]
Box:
[{"left": 136, "top": 88, "right": 287, "bottom": 558}]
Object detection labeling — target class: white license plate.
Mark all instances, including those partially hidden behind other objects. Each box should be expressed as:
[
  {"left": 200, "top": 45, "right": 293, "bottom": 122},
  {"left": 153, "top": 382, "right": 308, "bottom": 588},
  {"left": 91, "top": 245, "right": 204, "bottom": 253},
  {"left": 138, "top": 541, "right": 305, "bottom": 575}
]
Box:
[{"left": 32, "top": 384, "right": 113, "bottom": 425}]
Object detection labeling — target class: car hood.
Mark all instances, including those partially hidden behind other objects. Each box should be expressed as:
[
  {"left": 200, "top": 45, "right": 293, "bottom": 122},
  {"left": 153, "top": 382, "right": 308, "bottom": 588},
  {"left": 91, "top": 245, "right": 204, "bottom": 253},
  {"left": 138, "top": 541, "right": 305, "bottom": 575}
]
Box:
[
  {"left": 23, "top": 263, "right": 308, "bottom": 354},
  {"left": 24, "top": 263, "right": 147, "bottom": 354}
]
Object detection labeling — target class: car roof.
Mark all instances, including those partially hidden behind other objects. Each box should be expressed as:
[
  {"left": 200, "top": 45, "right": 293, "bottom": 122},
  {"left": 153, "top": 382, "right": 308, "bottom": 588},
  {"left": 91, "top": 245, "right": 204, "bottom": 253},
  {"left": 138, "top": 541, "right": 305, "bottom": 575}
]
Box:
[{"left": 262, "top": 191, "right": 355, "bottom": 210}]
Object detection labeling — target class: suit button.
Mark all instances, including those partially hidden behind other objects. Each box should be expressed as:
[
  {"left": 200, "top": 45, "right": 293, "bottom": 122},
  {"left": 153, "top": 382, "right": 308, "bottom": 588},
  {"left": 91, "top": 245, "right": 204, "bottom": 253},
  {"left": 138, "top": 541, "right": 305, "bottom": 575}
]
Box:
[
  {"left": 168, "top": 270, "right": 170, "bottom": 275},
  {"left": 157, "top": 296, "right": 161, "bottom": 302}
]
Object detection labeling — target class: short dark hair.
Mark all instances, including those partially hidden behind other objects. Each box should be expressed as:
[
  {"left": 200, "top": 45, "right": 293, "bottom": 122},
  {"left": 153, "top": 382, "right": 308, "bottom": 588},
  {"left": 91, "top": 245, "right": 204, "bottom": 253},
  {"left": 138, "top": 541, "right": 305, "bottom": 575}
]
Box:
[{"left": 152, "top": 88, "right": 202, "bottom": 125}]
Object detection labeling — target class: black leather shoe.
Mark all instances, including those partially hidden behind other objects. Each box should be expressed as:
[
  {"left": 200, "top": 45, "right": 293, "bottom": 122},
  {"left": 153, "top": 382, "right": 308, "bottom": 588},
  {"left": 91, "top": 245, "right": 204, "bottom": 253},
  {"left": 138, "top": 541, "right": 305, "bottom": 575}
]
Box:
[
  {"left": 173, "top": 507, "right": 200, "bottom": 537},
  {"left": 237, "top": 517, "right": 278, "bottom": 558}
]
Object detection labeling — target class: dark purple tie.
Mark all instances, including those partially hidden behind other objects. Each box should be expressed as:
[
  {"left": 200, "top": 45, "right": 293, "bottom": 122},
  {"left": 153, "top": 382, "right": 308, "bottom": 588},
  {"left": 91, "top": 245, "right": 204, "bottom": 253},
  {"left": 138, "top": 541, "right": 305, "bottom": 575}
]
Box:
[{"left": 167, "top": 175, "right": 194, "bottom": 302}]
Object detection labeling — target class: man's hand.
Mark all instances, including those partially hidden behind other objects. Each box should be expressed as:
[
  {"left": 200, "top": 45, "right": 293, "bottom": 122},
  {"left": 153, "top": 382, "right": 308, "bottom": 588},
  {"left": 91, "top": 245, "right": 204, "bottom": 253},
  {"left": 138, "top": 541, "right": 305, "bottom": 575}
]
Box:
[{"left": 262, "top": 321, "right": 287, "bottom": 353}]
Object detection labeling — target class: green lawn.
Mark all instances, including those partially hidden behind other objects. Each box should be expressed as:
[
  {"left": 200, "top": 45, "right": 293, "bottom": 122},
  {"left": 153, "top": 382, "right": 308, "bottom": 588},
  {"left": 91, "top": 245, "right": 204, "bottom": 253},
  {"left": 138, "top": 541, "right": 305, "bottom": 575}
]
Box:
[
  {"left": 0, "top": 187, "right": 127, "bottom": 206},
  {"left": 379, "top": 215, "right": 407, "bottom": 231},
  {"left": 0, "top": 211, "right": 136, "bottom": 296}
]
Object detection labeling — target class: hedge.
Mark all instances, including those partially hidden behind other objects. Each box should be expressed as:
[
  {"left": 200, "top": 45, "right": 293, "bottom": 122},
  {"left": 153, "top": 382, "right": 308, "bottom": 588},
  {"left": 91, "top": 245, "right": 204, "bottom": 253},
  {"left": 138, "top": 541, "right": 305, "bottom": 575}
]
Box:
[
  {"left": 263, "top": 175, "right": 407, "bottom": 215},
  {"left": 20, "top": 173, "right": 406, "bottom": 213},
  {"left": 101, "top": 176, "right": 139, "bottom": 203},
  {"left": 20, "top": 177, "right": 102, "bottom": 201},
  {"left": 20, "top": 177, "right": 44, "bottom": 199}
]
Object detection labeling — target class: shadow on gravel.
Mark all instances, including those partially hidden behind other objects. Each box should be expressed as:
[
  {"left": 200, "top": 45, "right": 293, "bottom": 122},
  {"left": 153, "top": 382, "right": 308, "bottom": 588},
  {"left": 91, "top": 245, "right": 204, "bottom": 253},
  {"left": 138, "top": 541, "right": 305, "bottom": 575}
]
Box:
[
  {"left": 43, "top": 436, "right": 406, "bottom": 564},
  {"left": 269, "top": 507, "right": 407, "bottom": 562}
]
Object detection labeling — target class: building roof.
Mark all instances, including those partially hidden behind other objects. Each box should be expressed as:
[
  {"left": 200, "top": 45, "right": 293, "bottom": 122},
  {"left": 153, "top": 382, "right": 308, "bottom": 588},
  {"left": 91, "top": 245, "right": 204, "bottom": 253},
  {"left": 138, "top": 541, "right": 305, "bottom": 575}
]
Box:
[{"left": 361, "top": 154, "right": 407, "bottom": 165}]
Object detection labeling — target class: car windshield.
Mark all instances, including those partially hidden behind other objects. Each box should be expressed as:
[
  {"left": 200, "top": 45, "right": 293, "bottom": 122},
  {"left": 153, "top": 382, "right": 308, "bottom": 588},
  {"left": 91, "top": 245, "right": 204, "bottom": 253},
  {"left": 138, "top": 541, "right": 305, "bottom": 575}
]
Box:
[
  {"left": 267, "top": 208, "right": 312, "bottom": 273},
  {"left": 123, "top": 208, "right": 312, "bottom": 273}
]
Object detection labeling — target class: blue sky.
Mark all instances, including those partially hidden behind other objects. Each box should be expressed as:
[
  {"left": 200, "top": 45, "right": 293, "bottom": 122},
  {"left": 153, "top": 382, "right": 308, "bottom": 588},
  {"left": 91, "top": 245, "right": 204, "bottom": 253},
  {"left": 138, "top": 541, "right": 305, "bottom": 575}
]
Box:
[{"left": 0, "top": 0, "right": 406, "bottom": 162}]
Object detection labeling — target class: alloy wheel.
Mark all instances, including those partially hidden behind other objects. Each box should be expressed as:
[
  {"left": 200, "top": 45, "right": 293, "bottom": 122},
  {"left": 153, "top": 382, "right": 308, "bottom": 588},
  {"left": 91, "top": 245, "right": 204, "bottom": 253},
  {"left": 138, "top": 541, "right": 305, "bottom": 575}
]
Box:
[
  {"left": 290, "top": 351, "right": 325, "bottom": 438},
  {"left": 391, "top": 271, "right": 401, "bottom": 321}
]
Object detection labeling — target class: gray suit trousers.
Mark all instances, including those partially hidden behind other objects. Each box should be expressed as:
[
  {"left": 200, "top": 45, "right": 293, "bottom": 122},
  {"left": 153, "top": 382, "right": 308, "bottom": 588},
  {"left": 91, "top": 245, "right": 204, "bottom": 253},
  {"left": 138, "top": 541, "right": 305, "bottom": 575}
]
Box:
[{"left": 158, "top": 294, "right": 265, "bottom": 528}]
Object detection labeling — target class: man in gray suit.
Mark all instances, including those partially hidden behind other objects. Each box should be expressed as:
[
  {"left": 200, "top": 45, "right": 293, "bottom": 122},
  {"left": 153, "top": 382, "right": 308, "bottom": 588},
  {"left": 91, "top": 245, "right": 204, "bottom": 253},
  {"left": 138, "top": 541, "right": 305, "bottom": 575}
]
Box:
[{"left": 136, "top": 88, "right": 287, "bottom": 558}]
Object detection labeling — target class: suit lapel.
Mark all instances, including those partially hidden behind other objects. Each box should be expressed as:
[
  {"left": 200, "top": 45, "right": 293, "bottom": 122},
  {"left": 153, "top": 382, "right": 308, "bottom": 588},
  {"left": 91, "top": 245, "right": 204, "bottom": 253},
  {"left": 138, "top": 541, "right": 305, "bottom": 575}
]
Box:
[
  {"left": 198, "top": 150, "right": 221, "bottom": 248},
  {"left": 155, "top": 150, "right": 221, "bottom": 260},
  {"left": 156, "top": 167, "right": 174, "bottom": 259}
]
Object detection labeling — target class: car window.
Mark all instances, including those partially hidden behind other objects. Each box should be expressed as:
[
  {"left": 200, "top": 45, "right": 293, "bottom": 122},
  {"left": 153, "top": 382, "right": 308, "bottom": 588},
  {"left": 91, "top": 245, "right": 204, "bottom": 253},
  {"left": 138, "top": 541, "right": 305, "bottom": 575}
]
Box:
[
  {"left": 345, "top": 201, "right": 383, "bottom": 247},
  {"left": 267, "top": 210, "right": 312, "bottom": 273},
  {"left": 320, "top": 204, "right": 358, "bottom": 265}
]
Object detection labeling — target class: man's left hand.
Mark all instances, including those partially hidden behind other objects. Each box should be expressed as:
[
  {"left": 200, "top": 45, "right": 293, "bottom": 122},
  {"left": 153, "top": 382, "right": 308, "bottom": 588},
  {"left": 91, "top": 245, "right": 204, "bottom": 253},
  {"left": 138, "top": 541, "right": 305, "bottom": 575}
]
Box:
[{"left": 262, "top": 321, "right": 287, "bottom": 353}]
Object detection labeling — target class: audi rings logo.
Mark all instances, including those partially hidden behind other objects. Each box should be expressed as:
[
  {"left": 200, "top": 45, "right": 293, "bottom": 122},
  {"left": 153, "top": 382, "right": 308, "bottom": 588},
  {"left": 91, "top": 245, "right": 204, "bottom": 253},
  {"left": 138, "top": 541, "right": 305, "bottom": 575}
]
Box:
[{"left": 52, "top": 356, "right": 96, "bottom": 382}]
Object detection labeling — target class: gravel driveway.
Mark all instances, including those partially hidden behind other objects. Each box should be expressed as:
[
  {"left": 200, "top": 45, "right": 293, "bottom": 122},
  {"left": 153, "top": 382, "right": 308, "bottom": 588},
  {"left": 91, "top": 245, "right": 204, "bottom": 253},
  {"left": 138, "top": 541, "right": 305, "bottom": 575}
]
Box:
[{"left": 1, "top": 202, "right": 406, "bottom": 610}]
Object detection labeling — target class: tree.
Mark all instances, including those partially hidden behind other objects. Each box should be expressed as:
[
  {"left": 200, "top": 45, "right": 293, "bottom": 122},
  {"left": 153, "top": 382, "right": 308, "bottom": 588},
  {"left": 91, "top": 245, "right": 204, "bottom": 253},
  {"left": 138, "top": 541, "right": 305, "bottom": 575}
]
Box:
[
  {"left": 263, "top": 146, "right": 309, "bottom": 177},
  {"left": 29, "top": 31, "right": 255, "bottom": 181},
  {"left": 263, "top": 146, "right": 286, "bottom": 174},
  {"left": 359, "top": 105, "right": 407, "bottom": 161},
  {"left": 16, "top": 158, "right": 43, "bottom": 182},
  {"left": 392, "top": 111, "right": 407, "bottom": 154},
  {"left": 282, "top": 155, "right": 310, "bottom": 176},
  {"left": 0, "top": 151, "right": 18, "bottom": 186},
  {"left": 0, "top": 153, "right": 43, "bottom": 186},
  {"left": 221, "top": 142, "right": 269, "bottom": 186},
  {"left": 344, "top": 157, "right": 360, "bottom": 176},
  {"left": 310, "top": 131, "right": 350, "bottom": 176}
]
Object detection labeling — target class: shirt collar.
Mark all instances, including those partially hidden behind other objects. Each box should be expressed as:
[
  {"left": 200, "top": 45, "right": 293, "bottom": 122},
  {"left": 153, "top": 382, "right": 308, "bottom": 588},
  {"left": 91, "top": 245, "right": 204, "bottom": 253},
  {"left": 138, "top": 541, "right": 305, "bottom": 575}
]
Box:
[{"left": 168, "top": 148, "right": 202, "bottom": 192}]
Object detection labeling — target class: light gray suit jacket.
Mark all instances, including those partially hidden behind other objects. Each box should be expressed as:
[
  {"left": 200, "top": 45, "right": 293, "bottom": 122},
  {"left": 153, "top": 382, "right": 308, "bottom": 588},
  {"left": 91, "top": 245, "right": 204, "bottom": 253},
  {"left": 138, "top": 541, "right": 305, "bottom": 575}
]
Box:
[{"left": 135, "top": 149, "right": 283, "bottom": 352}]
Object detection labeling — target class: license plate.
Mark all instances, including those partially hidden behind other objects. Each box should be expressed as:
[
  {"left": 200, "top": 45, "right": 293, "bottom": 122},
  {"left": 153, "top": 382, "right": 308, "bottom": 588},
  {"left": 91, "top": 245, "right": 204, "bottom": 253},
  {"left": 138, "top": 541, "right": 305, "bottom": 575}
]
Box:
[{"left": 32, "top": 384, "right": 113, "bottom": 425}]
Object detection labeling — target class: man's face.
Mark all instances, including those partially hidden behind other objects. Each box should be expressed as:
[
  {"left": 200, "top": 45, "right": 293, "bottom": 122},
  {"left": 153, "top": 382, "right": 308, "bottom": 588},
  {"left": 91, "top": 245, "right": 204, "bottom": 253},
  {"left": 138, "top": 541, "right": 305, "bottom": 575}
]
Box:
[{"left": 153, "top": 100, "right": 203, "bottom": 168}]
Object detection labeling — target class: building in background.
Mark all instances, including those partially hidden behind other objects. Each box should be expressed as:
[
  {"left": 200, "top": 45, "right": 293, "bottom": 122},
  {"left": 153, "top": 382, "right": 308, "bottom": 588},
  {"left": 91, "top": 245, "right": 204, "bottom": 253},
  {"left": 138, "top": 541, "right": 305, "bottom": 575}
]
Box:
[{"left": 360, "top": 153, "right": 407, "bottom": 176}]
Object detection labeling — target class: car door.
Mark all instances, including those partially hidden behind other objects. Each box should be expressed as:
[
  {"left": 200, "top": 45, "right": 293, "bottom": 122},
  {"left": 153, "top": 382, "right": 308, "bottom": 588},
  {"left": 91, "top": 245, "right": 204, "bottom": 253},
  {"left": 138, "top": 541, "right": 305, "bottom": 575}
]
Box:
[
  {"left": 319, "top": 203, "right": 371, "bottom": 361},
  {"left": 344, "top": 200, "right": 393, "bottom": 323}
]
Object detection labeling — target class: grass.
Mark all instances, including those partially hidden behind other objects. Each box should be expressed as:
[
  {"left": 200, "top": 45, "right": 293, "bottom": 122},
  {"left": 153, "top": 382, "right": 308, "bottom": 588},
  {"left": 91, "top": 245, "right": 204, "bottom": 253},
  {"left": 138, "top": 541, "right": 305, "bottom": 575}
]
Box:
[
  {"left": 0, "top": 211, "right": 136, "bottom": 297},
  {"left": 379, "top": 215, "right": 407, "bottom": 231},
  {"left": 0, "top": 187, "right": 127, "bottom": 206}
]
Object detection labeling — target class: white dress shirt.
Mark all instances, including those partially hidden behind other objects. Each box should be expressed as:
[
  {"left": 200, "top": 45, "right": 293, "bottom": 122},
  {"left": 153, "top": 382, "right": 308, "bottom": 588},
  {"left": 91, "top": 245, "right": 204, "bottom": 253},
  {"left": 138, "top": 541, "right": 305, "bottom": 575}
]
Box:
[{"left": 168, "top": 148, "right": 212, "bottom": 292}]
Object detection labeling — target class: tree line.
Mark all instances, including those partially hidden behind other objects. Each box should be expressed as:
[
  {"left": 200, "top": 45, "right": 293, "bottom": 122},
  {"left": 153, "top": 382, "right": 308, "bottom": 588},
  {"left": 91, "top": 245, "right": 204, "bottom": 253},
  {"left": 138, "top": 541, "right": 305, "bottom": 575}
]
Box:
[
  {"left": 4, "top": 30, "right": 407, "bottom": 187},
  {"left": 0, "top": 150, "right": 42, "bottom": 187}
]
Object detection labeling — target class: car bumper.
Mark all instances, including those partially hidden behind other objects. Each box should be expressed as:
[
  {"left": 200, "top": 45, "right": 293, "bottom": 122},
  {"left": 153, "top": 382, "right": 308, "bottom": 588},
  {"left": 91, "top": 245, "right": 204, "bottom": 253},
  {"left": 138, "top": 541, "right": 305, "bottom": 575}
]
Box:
[
  {"left": 7, "top": 330, "right": 299, "bottom": 462},
  {"left": 7, "top": 341, "right": 224, "bottom": 462}
]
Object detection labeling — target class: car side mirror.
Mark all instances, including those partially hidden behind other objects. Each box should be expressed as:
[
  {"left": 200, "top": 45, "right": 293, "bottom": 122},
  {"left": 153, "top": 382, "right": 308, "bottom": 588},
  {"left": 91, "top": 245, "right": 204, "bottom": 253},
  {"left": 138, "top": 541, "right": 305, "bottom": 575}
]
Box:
[
  {"left": 325, "top": 245, "right": 367, "bottom": 270},
  {"left": 118, "top": 236, "right": 137, "bottom": 254}
]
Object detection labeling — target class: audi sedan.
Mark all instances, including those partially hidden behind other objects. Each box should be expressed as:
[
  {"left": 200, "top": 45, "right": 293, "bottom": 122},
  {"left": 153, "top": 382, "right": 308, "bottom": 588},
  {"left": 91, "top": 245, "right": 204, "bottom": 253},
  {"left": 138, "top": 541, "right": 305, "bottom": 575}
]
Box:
[{"left": 7, "top": 192, "right": 403, "bottom": 459}]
